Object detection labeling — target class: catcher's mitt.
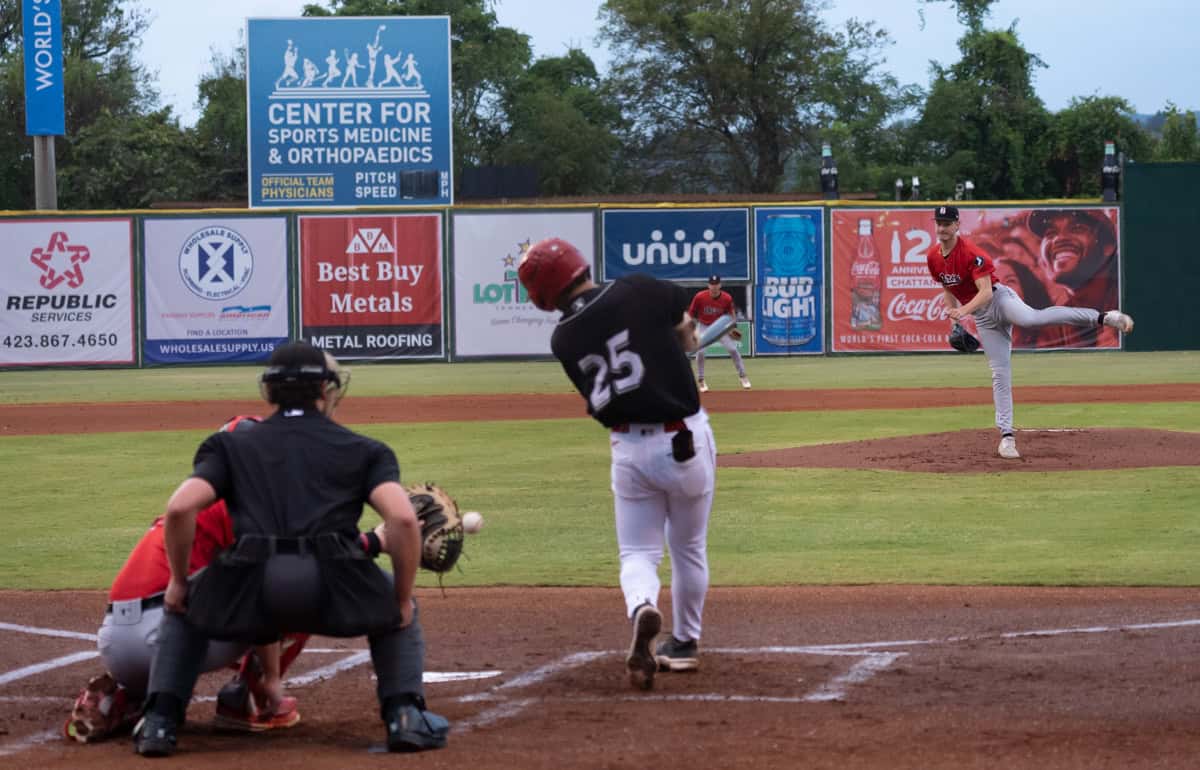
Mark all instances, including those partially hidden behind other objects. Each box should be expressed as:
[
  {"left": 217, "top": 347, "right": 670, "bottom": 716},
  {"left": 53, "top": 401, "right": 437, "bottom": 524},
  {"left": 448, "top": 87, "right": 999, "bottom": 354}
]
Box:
[
  {"left": 64, "top": 673, "right": 132, "bottom": 743},
  {"left": 407, "top": 483, "right": 464, "bottom": 573},
  {"left": 948, "top": 323, "right": 981, "bottom": 353}
]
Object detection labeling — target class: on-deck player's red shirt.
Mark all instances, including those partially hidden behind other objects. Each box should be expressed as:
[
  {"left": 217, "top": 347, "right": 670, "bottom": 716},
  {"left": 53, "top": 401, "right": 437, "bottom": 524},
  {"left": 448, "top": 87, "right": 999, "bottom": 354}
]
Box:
[
  {"left": 108, "top": 501, "right": 235, "bottom": 601},
  {"left": 926, "top": 235, "right": 997, "bottom": 306},
  {"left": 688, "top": 289, "right": 735, "bottom": 326}
]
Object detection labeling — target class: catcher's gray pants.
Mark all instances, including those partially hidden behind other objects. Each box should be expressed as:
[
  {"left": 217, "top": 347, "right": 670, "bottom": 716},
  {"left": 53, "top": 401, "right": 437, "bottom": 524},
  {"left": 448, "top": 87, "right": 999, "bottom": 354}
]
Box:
[
  {"left": 98, "top": 599, "right": 244, "bottom": 698},
  {"left": 146, "top": 555, "right": 426, "bottom": 713},
  {"left": 973, "top": 283, "right": 1102, "bottom": 434}
]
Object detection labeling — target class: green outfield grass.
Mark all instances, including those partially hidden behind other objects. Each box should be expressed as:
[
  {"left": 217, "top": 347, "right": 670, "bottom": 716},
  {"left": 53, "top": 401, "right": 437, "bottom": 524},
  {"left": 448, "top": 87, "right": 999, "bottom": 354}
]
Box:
[
  {"left": 1, "top": 350, "right": 1198, "bottom": 404},
  {"left": 1, "top": 360, "right": 1197, "bottom": 589}
]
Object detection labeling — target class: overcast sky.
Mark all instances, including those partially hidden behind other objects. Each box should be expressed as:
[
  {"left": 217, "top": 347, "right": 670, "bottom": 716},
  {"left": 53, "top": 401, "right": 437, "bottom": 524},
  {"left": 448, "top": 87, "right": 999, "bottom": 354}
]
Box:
[{"left": 138, "top": 0, "right": 1199, "bottom": 126}]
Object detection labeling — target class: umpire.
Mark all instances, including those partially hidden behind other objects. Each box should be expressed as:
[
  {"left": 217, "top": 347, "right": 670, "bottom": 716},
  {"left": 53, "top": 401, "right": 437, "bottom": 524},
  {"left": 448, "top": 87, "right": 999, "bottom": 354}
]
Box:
[{"left": 134, "top": 340, "right": 448, "bottom": 757}]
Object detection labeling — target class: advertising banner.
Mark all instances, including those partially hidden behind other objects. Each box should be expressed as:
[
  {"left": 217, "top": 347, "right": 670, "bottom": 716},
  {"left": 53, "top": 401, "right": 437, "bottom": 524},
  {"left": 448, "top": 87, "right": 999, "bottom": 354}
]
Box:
[
  {"left": 142, "top": 217, "right": 290, "bottom": 363},
  {"left": 602, "top": 208, "right": 750, "bottom": 282},
  {"left": 1, "top": 218, "right": 134, "bottom": 366},
  {"left": 753, "top": 207, "right": 824, "bottom": 355},
  {"left": 22, "top": 0, "right": 65, "bottom": 135},
  {"left": 830, "top": 206, "right": 1121, "bottom": 352},
  {"left": 451, "top": 211, "right": 594, "bottom": 357},
  {"left": 247, "top": 16, "right": 453, "bottom": 208},
  {"left": 299, "top": 213, "right": 443, "bottom": 359}
]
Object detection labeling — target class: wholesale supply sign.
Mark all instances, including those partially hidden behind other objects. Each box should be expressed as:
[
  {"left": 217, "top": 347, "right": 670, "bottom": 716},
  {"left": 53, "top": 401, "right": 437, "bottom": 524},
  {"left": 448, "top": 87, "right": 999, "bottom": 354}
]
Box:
[
  {"left": 1, "top": 218, "right": 135, "bottom": 366},
  {"left": 830, "top": 207, "right": 1121, "bottom": 352},
  {"left": 246, "top": 16, "right": 453, "bottom": 208},
  {"left": 601, "top": 208, "right": 750, "bottom": 282},
  {"left": 299, "top": 214, "right": 444, "bottom": 359},
  {"left": 142, "top": 217, "right": 291, "bottom": 363},
  {"left": 451, "top": 211, "right": 595, "bottom": 357}
]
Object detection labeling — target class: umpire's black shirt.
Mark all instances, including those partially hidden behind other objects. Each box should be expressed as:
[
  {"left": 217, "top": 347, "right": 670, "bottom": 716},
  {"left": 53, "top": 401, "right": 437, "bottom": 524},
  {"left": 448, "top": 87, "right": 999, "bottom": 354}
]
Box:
[
  {"left": 191, "top": 409, "right": 398, "bottom": 537},
  {"left": 551, "top": 273, "right": 701, "bottom": 427}
]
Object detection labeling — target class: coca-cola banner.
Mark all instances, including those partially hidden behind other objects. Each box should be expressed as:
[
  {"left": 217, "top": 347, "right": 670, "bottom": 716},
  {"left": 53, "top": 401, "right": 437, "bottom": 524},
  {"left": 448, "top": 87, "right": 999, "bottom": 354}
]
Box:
[
  {"left": 830, "top": 206, "right": 1121, "bottom": 352},
  {"left": 298, "top": 213, "right": 444, "bottom": 360},
  {"left": 753, "top": 207, "right": 824, "bottom": 354}
]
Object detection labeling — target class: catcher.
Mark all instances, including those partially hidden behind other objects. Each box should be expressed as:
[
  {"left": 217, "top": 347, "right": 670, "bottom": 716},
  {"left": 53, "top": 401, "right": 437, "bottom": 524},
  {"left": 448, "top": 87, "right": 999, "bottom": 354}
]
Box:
[
  {"left": 66, "top": 415, "right": 310, "bottom": 744},
  {"left": 133, "top": 342, "right": 454, "bottom": 757},
  {"left": 688, "top": 275, "right": 751, "bottom": 391}
]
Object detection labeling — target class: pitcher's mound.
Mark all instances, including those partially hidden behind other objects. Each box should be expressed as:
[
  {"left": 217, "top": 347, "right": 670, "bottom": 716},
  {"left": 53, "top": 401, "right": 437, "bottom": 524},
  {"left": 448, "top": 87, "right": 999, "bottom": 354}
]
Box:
[{"left": 720, "top": 428, "right": 1200, "bottom": 472}]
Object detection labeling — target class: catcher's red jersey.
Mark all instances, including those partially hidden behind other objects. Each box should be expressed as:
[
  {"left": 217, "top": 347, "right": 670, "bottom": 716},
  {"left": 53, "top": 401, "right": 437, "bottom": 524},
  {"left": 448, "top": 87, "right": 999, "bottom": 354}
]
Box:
[
  {"left": 926, "top": 235, "right": 997, "bottom": 305},
  {"left": 108, "top": 501, "right": 235, "bottom": 601},
  {"left": 688, "top": 290, "right": 735, "bottom": 326}
]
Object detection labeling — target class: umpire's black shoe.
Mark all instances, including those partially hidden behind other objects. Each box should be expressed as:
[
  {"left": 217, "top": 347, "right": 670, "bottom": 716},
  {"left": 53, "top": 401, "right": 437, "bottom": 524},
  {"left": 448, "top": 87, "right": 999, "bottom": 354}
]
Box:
[
  {"left": 384, "top": 699, "right": 449, "bottom": 752},
  {"left": 133, "top": 713, "right": 178, "bottom": 757}
]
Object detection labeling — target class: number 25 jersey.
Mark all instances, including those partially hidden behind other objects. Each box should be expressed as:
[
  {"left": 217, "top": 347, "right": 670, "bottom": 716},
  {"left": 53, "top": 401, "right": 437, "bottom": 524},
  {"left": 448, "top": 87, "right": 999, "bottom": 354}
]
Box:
[{"left": 550, "top": 273, "right": 701, "bottom": 428}]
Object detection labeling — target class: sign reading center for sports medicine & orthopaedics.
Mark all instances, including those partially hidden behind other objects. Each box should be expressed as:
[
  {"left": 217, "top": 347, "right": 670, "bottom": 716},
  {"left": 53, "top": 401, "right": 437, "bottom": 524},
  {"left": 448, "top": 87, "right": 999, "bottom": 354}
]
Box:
[{"left": 246, "top": 16, "right": 452, "bottom": 208}]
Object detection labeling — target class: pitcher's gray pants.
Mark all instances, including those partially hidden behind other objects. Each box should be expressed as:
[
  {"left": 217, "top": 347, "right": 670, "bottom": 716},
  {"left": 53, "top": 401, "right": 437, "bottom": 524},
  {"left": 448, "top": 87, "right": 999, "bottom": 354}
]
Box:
[{"left": 973, "top": 284, "right": 1102, "bottom": 434}]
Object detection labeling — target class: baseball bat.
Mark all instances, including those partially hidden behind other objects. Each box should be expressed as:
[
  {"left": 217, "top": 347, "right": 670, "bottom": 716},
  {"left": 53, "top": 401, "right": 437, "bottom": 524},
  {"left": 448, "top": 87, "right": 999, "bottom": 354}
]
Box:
[{"left": 695, "top": 315, "right": 736, "bottom": 349}]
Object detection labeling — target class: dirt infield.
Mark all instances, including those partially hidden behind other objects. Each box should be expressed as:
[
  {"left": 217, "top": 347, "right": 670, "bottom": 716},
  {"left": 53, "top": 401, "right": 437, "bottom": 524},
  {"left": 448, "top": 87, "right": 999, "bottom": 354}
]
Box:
[
  {"left": 3, "top": 586, "right": 1200, "bottom": 769},
  {"left": 3, "top": 385, "right": 1199, "bottom": 766}
]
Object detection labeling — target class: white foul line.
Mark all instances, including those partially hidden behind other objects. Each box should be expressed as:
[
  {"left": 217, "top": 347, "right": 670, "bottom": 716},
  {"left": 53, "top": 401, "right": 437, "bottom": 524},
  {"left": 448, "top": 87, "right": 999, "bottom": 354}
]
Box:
[
  {"left": 0, "top": 650, "right": 100, "bottom": 687},
  {"left": 0, "top": 729, "right": 61, "bottom": 759},
  {"left": 802, "top": 653, "right": 904, "bottom": 702},
  {"left": 0, "top": 621, "right": 97, "bottom": 642}
]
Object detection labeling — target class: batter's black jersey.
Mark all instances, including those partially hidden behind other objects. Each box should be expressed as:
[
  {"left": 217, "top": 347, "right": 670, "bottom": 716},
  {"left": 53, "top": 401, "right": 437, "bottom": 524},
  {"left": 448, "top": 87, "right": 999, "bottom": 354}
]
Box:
[
  {"left": 551, "top": 273, "right": 701, "bottom": 427},
  {"left": 191, "top": 409, "right": 399, "bottom": 538}
]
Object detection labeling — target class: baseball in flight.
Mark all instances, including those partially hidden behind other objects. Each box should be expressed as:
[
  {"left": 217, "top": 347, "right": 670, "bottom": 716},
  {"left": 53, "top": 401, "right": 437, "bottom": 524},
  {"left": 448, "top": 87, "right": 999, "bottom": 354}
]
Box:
[{"left": 462, "top": 511, "right": 484, "bottom": 534}]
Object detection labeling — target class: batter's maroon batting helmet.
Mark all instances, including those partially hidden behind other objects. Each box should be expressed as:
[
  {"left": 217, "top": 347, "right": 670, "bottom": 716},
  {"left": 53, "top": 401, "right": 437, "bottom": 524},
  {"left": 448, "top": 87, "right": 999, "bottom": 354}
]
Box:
[{"left": 518, "top": 237, "right": 589, "bottom": 311}]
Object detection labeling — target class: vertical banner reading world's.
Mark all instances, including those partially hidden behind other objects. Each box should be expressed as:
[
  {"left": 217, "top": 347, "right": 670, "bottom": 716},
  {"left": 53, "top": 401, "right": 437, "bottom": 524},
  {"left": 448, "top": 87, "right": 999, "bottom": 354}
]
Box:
[
  {"left": 753, "top": 207, "right": 824, "bottom": 354},
  {"left": 142, "top": 217, "right": 290, "bottom": 363},
  {"left": 247, "top": 16, "right": 452, "bottom": 208},
  {"left": 830, "top": 207, "right": 1121, "bottom": 352},
  {"left": 299, "top": 213, "right": 444, "bottom": 359},
  {"left": 451, "top": 211, "right": 595, "bottom": 357},
  {"left": 0, "top": 218, "right": 134, "bottom": 366}
]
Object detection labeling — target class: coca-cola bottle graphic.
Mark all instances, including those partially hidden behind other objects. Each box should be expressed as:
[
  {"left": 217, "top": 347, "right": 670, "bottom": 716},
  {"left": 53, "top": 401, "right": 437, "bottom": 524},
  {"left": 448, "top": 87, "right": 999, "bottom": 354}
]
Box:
[{"left": 849, "top": 218, "right": 882, "bottom": 330}]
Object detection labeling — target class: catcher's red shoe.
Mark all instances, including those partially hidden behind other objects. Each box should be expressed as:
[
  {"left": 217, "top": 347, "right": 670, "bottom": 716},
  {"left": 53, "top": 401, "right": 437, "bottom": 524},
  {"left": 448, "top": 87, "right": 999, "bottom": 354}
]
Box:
[
  {"left": 63, "top": 673, "right": 132, "bottom": 743},
  {"left": 213, "top": 677, "right": 300, "bottom": 732}
]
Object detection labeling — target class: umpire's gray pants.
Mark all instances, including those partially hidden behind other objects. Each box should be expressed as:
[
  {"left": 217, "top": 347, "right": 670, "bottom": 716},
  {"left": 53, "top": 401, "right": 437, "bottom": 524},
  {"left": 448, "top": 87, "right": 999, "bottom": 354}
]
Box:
[
  {"left": 973, "top": 284, "right": 1102, "bottom": 434},
  {"left": 147, "top": 555, "right": 426, "bottom": 713}
]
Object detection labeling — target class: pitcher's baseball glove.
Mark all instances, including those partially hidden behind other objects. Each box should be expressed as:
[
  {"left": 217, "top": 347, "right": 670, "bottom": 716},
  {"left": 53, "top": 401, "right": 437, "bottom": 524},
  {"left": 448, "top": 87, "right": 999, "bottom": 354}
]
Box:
[
  {"left": 948, "top": 323, "right": 981, "bottom": 353},
  {"left": 407, "top": 483, "right": 464, "bottom": 573}
]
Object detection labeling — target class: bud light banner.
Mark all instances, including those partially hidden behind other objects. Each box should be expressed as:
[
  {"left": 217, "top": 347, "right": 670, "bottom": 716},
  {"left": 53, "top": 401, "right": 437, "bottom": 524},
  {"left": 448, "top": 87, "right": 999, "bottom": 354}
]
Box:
[
  {"left": 1, "top": 218, "right": 134, "bottom": 366},
  {"left": 602, "top": 208, "right": 749, "bottom": 282},
  {"left": 830, "top": 207, "right": 1121, "bottom": 352},
  {"left": 754, "top": 207, "right": 824, "bottom": 354},
  {"left": 299, "top": 213, "right": 444, "bottom": 359},
  {"left": 451, "top": 211, "right": 594, "bottom": 357},
  {"left": 142, "top": 217, "right": 290, "bottom": 364}
]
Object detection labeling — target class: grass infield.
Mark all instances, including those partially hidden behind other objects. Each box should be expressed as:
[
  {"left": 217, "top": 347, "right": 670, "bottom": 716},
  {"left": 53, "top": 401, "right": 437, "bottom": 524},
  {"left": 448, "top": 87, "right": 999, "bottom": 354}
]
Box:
[{"left": 0, "top": 352, "right": 1196, "bottom": 590}]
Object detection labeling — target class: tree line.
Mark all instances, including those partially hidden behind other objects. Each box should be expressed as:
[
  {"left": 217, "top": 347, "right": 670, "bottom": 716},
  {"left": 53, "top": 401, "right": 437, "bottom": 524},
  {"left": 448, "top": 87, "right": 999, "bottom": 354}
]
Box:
[{"left": 0, "top": 0, "right": 1196, "bottom": 210}]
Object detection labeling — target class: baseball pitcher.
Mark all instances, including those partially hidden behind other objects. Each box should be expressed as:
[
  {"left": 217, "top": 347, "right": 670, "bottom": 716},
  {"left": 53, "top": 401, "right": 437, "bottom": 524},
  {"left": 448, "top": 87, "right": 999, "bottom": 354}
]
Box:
[{"left": 927, "top": 205, "right": 1134, "bottom": 459}]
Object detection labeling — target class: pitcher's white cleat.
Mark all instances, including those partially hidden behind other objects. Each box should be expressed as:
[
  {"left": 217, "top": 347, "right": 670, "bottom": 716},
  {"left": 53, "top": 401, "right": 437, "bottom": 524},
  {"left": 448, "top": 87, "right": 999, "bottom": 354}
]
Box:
[
  {"left": 1102, "top": 311, "right": 1134, "bottom": 334},
  {"left": 998, "top": 435, "right": 1020, "bottom": 459}
]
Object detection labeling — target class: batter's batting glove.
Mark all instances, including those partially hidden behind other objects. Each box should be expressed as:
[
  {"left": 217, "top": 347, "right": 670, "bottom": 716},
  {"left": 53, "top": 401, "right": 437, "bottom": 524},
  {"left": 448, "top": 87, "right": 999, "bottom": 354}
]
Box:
[{"left": 948, "top": 323, "right": 981, "bottom": 353}]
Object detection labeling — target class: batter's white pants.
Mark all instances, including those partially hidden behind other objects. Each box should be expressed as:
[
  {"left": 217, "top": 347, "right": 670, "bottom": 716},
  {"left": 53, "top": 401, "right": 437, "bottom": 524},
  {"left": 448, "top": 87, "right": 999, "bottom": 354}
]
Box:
[
  {"left": 611, "top": 409, "right": 716, "bottom": 644},
  {"left": 973, "top": 283, "right": 1103, "bottom": 435},
  {"left": 98, "top": 598, "right": 245, "bottom": 698},
  {"left": 694, "top": 321, "right": 746, "bottom": 380}
]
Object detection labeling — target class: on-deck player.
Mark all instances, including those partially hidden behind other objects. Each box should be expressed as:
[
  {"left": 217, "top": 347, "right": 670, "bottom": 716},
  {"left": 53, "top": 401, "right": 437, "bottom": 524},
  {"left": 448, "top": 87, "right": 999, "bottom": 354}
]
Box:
[
  {"left": 518, "top": 237, "right": 718, "bottom": 690},
  {"left": 926, "top": 205, "right": 1134, "bottom": 459},
  {"left": 688, "top": 275, "right": 751, "bottom": 391}
]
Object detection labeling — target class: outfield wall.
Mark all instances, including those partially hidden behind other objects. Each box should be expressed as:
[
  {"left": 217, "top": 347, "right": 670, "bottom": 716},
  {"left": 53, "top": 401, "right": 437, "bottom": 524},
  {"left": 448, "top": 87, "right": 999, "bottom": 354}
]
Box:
[{"left": 0, "top": 197, "right": 1183, "bottom": 368}]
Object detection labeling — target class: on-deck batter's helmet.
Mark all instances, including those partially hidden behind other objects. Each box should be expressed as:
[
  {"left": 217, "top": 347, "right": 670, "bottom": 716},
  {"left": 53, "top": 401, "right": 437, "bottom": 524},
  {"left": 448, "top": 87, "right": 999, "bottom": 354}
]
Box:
[{"left": 518, "top": 237, "right": 589, "bottom": 311}]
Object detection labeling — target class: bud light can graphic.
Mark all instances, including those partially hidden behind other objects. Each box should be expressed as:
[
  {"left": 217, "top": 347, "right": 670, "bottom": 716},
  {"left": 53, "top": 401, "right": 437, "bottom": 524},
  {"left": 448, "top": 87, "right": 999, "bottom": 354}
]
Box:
[{"left": 760, "top": 213, "right": 819, "bottom": 347}]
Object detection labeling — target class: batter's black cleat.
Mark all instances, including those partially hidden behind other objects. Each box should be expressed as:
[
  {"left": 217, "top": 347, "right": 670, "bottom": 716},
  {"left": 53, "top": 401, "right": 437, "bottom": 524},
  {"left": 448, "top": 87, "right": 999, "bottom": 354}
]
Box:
[
  {"left": 384, "top": 698, "right": 449, "bottom": 752},
  {"left": 656, "top": 636, "right": 700, "bottom": 672},
  {"left": 626, "top": 602, "right": 662, "bottom": 690},
  {"left": 132, "top": 712, "right": 177, "bottom": 758}
]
